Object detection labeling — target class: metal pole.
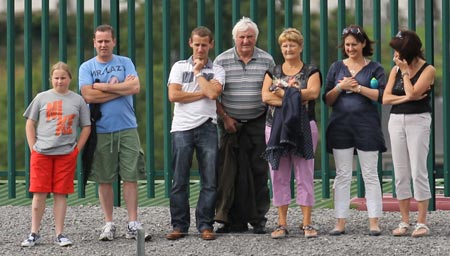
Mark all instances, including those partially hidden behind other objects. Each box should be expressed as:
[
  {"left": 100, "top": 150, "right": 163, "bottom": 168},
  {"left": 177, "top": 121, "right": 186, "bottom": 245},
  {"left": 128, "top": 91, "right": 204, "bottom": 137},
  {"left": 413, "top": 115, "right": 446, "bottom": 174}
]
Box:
[
  {"left": 145, "top": 0, "right": 156, "bottom": 198},
  {"left": 320, "top": 0, "right": 330, "bottom": 199},
  {"left": 137, "top": 228, "right": 145, "bottom": 256}
]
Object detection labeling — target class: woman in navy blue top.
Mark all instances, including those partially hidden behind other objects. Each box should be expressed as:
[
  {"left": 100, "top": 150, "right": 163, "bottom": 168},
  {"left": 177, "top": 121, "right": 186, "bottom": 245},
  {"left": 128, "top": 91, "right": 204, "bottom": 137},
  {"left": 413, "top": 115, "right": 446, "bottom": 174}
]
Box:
[
  {"left": 383, "top": 30, "right": 435, "bottom": 238},
  {"left": 323, "top": 25, "right": 386, "bottom": 236}
]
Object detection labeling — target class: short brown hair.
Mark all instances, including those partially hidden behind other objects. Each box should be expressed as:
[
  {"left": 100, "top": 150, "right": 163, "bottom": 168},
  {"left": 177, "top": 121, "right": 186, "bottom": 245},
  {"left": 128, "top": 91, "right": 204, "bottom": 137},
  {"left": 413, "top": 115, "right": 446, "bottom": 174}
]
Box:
[
  {"left": 191, "top": 26, "right": 213, "bottom": 42},
  {"left": 94, "top": 24, "right": 115, "bottom": 39}
]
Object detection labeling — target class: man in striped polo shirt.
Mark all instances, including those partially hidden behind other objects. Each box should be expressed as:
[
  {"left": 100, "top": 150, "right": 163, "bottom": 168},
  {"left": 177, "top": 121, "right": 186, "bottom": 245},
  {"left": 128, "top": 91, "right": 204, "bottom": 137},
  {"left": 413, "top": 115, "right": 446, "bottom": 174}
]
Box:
[
  {"left": 165, "top": 26, "right": 225, "bottom": 241},
  {"left": 214, "top": 17, "right": 275, "bottom": 234}
]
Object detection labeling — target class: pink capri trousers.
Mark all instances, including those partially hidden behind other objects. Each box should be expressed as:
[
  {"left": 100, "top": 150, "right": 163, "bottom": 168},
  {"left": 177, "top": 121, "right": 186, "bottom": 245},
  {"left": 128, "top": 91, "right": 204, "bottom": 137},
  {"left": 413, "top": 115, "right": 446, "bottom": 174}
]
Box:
[{"left": 265, "top": 121, "right": 318, "bottom": 207}]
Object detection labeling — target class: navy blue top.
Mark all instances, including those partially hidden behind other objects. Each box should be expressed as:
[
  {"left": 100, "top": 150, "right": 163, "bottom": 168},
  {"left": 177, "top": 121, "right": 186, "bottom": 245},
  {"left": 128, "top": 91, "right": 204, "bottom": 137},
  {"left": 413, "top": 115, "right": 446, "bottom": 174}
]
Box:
[{"left": 322, "top": 60, "right": 387, "bottom": 153}]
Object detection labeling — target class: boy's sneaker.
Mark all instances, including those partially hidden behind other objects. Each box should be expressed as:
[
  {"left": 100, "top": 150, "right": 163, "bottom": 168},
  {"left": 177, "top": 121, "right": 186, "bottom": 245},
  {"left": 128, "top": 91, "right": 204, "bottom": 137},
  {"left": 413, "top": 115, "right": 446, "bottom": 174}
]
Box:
[
  {"left": 99, "top": 222, "right": 117, "bottom": 241},
  {"left": 126, "top": 221, "right": 152, "bottom": 241},
  {"left": 55, "top": 234, "right": 73, "bottom": 247},
  {"left": 21, "top": 233, "right": 40, "bottom": 247}
]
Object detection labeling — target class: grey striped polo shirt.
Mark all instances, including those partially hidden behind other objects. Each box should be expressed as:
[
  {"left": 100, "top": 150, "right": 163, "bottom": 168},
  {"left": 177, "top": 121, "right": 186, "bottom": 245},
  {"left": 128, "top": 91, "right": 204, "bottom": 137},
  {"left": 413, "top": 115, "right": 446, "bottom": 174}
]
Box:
[{"left": 214, "top": 47, "right": 275, "bottom": 120}]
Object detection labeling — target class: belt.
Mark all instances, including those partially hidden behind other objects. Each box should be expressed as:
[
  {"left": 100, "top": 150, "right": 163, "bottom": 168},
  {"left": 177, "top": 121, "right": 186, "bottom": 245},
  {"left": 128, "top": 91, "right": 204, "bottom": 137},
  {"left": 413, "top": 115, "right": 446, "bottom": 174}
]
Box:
[{"left": 235, "top": 113, "right": 266, "bottom": 123}]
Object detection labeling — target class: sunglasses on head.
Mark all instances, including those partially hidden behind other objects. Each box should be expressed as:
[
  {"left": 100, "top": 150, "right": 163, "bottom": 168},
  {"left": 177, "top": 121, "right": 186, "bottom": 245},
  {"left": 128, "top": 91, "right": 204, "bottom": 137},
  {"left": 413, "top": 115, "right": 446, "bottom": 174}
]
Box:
[
  {"left": 395, "top": 31, "right": 403, "bottom": 39},
  {"left": 342, "top": 27, "right": 362, "bottom": 35}
]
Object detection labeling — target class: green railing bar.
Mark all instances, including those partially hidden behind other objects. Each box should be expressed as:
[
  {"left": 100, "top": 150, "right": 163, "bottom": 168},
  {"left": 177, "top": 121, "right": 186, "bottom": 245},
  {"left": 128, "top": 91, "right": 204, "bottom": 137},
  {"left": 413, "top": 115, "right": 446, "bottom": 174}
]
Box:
[
  {"left": 59, "top": 0, "right": 67, "bottom": 62},
  {"left": 425, "top": 0, "right": 436, "bottom": 211},
  {"left": 197, "top": 0, "right": 205, "bottom": 26},
  {"left": 285, "top": 0, "right": 294, "bottom": 197},
  {"left": 408, "top": 0, "right": 416, "bottom": 31},
  {"left": 232, "top": 0, "right": 239, "bottom": 26},
  {"left": 302, "top": 0, "right": 311, "bottom": 64},
  {"left": 250, "top": 0, "right": 258, "bottom": 22},
  {"left": 267, "top": 0, "right": 275, "bottom": 56},
  {"left": 372, "top": 0, "right": 381, "bottom": 62},
  {"left": 320, "top": 0, "right": 330, "bottom": 199},
  {"left": 111, "top": 0, "right": 119, "bottom": 55},
  {"left": 354, "top": 0, "right": 365, "bottom": 199},
  {"left": 76, "top": 0, "right": 86, "bottom": 198},
  {"left": 93, "top": 0, "right": 102, "bottom": 58},
  {"left": 109, "top": 0, "right": 122, "bottom": 207},
  {"left": 372, "top": 0, "right": 384, "bottom": 192},
  {"left": 214, "top": 0, "right": 223, "bottom": 56},
  {"left": 145, "top": 0, "right": 155, "bottom": 198},
  {"left": 163, "top": 0, "right": 172, "bottom": 198},
  {"left": 180, "top": 0, "right": 188, "bottom": 59},
  {"left": 337, "top": 0, "right": 345, "bottom": 60},
  {"left": 24, "top": 0, "right": 32, "bottom": 199},
  {"left": 284, "top": 0, "right": 293, "bottom": 28},
  {"left": 41, "top": 0, "right": 49, "bottom": 91},
  {"left": 94, "top": 0, "right": 102, "bottom": 33},
  {"left": 443, "top": 0, "right": 450, "bottom": 197},
  {"left": 128, "top": 0, "right": 136, "bottom": 63},
  {"left": 355, "top": 0, "right": 363, "bottom": 25},
  {"left": 7, "top": 0, "right": 16, "bottom": 199},
  {"left": 390, "top": 0, "right": 398, "bottom": 199}
]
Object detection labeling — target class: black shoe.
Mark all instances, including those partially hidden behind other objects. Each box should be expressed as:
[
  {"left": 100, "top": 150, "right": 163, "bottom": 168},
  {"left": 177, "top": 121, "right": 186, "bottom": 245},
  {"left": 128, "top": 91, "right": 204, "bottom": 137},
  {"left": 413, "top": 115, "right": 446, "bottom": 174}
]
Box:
[
  {"left": 369, "top": 229, "right": 382, "bottom": 236},
  {"left": 231, "top": 224, "right": 249, "bottom": 233},
  {"left": 253, "top": 225, "right": 266, "bottom": 234},
  {"left": 215, "top": 224, "right": 231, "bottom": 233},
  {"left": 329, "top": 229, "right": 345, "bottom": 236}
]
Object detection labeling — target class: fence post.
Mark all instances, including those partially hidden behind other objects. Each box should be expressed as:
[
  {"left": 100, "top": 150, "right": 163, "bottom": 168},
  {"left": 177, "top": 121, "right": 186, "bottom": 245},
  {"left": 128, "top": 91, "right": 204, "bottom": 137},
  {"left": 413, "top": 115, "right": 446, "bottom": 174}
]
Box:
[{"left": 7, "top": 0, "right": 16, "bottom": 199}]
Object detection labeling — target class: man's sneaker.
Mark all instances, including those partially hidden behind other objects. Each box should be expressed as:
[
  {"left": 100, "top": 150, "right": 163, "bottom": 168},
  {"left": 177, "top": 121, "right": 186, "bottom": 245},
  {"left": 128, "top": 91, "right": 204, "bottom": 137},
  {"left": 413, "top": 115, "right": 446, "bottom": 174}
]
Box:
[
  {"left": 126, "top": 221, "right": 152, "bottom": 241},
  {"left": 21, "top": 233, "right": 40, "bottom": 247},
  {"left": 99, "top": 222, "right": 117, "bottom": 241},
  {"left": 55, "top": 234, "right": 73, "bottom": 247}
]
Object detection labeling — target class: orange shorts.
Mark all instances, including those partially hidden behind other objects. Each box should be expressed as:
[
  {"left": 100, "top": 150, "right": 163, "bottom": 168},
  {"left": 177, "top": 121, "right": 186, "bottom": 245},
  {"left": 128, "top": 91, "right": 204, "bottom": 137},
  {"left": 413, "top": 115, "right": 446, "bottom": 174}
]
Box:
[{"left": 29, "top": 148, "right": 79, "bottom": 194}]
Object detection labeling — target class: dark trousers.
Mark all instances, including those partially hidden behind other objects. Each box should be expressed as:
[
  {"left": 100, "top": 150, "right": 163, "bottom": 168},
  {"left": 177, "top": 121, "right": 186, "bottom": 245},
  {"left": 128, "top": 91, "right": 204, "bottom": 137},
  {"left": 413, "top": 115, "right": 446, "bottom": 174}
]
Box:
[
  {"left": 169, "top": 120, "right": 218, "bottom": 232},
  {"left": 215, "top": 115, "right": 270, "bottom": 227}
]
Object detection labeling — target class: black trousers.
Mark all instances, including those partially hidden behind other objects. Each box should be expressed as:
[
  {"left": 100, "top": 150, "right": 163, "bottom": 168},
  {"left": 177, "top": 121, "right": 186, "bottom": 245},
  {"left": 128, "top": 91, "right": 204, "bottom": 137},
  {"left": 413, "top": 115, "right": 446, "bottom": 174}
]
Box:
[{"left": 215, "top": 115, "right": 270, "bottom": 227}]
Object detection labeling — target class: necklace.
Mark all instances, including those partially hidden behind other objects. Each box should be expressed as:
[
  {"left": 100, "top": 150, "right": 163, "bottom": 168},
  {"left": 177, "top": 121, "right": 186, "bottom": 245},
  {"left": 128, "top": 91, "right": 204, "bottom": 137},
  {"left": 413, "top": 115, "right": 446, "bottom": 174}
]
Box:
[{"left": 347, "top": 58, "right": 368, "bottom": 76}]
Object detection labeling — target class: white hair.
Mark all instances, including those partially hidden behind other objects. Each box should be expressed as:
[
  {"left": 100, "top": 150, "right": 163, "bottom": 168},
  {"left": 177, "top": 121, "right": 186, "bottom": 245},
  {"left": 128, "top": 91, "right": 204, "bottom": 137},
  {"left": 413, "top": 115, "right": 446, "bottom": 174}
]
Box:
[{"left": 232, "top": 16, "right": 259, "bottom": 41}]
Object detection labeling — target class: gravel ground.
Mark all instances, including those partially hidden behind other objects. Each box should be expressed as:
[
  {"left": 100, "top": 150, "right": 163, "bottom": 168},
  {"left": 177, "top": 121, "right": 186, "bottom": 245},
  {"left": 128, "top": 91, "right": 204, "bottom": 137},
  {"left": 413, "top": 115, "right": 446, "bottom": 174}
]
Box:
[{"left": 2, "top": 205, "right": 450, "bottom": 256}]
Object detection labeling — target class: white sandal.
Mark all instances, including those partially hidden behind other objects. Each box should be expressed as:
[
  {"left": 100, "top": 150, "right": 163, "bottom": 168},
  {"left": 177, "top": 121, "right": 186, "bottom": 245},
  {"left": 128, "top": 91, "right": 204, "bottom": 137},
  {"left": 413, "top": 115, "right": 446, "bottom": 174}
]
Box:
[
  {"left": 392, "top": 222, "right": 409, "bottom": 236},
  {"left": 411, "top": 223, "right": 429, "bottom": 238}
]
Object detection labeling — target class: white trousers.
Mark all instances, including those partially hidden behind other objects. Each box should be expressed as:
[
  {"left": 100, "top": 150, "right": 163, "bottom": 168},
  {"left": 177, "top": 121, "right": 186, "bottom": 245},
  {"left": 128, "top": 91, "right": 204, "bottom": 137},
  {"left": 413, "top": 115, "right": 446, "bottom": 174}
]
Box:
[
  {"left": 388, "top": 113, "right": 431, "bottom": 201},
  {"left": 333, "top": 148, "right": 382, "bottom": 218}
]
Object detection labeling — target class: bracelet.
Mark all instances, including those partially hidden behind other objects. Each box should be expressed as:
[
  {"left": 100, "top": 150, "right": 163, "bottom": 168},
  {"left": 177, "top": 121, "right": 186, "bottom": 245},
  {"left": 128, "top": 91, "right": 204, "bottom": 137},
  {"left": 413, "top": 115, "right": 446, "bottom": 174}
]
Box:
[
  {"left": 335, "top": 84, "right": 342, "bottom": 93},
  {"left": 222, "top": 112, "right": 227, "bottom": 119},
  {"left": 356, "top": 85, "right": 361, "bottom": 93},
  {"left": 401, "top": 72, "right": 410, "bottom": 78},
  {"left": 195, "top": 73, "right": 203, "bottom": 78}
]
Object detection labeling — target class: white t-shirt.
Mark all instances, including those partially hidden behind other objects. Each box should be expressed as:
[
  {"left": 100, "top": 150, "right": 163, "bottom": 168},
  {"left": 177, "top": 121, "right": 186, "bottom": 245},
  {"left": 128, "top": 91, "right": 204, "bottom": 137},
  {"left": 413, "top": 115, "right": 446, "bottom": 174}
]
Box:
[{"left": 167, "top": 57, "right": 225, "bottom": 132}]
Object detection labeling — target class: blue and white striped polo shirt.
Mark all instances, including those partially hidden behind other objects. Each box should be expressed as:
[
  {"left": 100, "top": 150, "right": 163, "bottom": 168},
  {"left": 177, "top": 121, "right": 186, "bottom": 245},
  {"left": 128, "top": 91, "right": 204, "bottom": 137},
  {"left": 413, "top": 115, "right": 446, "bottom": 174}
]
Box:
[{"left": 214, "top": 47, "right": 275, "bottom": 120}]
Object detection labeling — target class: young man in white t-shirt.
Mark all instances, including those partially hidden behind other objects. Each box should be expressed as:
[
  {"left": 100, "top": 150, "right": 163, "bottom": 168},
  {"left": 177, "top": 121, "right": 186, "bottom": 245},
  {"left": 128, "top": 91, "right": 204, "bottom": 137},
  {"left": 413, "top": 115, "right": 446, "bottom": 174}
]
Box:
[{"left": 165, "top": 26, "right": 225, "bottom": 241}]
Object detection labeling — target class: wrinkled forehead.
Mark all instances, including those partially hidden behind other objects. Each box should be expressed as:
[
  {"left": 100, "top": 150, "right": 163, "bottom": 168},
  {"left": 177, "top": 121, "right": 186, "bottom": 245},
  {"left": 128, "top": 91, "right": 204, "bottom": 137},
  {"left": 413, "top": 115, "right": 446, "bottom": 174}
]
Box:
[{"left": 235, "top": 29, "right": 256, "bottom": 39}]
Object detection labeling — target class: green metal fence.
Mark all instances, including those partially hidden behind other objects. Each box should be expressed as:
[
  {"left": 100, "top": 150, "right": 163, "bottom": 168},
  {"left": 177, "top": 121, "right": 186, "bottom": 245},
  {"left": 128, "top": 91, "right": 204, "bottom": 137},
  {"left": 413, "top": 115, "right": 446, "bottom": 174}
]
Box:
[{"left": 2, "top": 0, "right": 450, "bottom": 210}]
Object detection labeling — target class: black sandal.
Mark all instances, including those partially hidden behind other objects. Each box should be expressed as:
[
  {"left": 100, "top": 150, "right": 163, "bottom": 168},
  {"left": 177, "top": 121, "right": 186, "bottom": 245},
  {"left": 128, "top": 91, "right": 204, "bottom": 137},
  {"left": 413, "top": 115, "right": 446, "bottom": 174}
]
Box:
[{"left": 303, "top": 225, "right": 318, "bottom": 238}]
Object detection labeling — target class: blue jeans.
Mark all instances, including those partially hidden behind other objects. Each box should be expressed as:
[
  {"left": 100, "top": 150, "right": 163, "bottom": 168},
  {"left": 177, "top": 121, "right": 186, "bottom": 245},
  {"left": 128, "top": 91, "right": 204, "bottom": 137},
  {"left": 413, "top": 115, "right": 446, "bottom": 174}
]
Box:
[{"left": 169, "top": 120, "right": 218, "bottom": 232}]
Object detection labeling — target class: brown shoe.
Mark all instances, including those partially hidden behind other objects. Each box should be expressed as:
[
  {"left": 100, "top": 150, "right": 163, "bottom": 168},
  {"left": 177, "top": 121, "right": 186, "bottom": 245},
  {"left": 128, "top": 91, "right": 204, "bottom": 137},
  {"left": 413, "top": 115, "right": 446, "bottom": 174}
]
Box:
[
  {"left": 200, "top": 229, "right": 216, "bottom": 240},
  {"left": 165, "top": 230, "right": 185, "bottom": 240}
]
